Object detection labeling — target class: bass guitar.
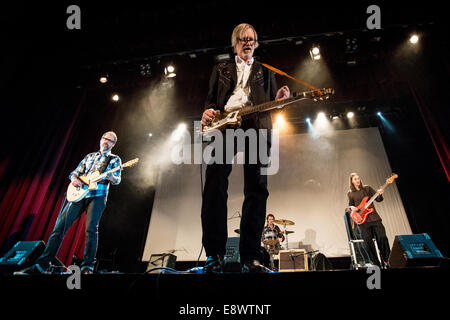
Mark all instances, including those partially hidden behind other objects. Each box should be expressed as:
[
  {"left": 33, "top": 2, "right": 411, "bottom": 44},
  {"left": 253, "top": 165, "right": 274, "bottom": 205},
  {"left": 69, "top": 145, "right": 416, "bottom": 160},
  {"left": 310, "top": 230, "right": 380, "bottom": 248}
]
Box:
[
  {"left": 350, "top": 174, "right": 398, "bottom": 225},
  {"left": 66, "top": 158, "right": 139, "bottom": 202}
]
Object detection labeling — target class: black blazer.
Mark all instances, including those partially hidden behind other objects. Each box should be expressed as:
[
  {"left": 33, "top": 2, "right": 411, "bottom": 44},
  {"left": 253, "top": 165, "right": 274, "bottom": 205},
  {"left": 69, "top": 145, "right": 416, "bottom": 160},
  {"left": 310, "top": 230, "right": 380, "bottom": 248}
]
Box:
[{"left": 204, "top": 58, "right": 278, "bottom": 131}]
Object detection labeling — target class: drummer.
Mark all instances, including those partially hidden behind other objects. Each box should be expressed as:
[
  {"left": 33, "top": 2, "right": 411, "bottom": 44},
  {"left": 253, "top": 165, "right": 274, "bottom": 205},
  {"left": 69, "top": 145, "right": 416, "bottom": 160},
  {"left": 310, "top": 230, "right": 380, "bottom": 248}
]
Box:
[{"left": 263, "top": 214, "right": 285, "bottom": 243}]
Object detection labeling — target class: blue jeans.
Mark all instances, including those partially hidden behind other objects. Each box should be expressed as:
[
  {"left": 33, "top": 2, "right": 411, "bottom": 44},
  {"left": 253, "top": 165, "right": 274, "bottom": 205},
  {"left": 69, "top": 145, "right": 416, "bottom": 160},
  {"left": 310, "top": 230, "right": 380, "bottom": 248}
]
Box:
[{"left": 37, "top": 196, "right": 107, "bottom": 270}]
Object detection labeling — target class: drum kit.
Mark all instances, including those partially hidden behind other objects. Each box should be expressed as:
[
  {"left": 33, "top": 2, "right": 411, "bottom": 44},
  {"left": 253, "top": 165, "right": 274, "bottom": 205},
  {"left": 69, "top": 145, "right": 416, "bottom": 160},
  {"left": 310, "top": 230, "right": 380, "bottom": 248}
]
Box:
[
  {"left": 262, "top": 218, "right": 295, "bottom": 270},
  {"left": 233, "top": 217, "right": 295, "bottom": 271}
]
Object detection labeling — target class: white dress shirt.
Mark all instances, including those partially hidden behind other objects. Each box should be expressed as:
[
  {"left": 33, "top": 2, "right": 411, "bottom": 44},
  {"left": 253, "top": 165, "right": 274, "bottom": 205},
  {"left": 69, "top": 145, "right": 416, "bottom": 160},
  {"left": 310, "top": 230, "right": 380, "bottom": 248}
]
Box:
[{"left": 224, "top": 56, "right": 254, "bottom": 112}]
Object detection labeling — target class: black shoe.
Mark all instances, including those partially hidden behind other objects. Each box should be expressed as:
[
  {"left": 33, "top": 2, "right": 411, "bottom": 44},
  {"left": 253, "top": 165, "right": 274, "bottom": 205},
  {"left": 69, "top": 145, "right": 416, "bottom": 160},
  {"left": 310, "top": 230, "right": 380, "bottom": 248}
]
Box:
[
  {"left": 241, "top": 260, "right": 272, "bottom": 273},
  {"left": 81, "top": 266, "right": 94, "bottom": 275},
  {"left": 203, "top": 255, "right": 223, "bottom": 274},
  {"left": 14, "top": 263, "right": 46, "bottom": 275}
]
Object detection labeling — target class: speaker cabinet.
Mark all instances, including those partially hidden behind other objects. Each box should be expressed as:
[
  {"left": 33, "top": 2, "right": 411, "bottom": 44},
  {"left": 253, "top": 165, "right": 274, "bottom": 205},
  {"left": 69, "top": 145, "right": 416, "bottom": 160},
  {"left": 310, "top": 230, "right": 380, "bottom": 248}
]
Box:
[
  {"left": 278, "top": 249, "right": 309, "bottom": 272},
  {"left": 0, "top": 241, "right": 45, "bottom": 273},
  {"left": 388, "top": 233, "right": 443, "bottom": 268},
  {"left": 147, "top": 253, "right": 177, "bottom": 273}
]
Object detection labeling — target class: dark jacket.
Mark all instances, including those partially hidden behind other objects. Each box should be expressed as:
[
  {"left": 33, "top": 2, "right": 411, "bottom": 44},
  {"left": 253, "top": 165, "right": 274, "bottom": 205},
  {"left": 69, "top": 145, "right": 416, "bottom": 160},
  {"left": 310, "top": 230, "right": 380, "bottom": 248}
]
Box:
[{"left": 205, "top": 58, "right": 278, "bottom": 131}]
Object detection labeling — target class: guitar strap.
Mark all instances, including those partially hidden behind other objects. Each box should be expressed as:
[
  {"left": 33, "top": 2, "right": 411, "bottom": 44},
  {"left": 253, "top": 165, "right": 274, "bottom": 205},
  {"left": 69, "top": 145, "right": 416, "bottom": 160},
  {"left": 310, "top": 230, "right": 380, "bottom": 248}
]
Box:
[{"left": 97, "top": 155, "right": 114, "bottom": 185}]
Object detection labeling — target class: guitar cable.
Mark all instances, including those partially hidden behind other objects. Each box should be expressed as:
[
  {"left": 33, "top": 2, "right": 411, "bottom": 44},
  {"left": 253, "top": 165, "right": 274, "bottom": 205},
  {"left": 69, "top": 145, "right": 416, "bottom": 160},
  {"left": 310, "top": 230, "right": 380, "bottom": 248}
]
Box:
[{"left": 195, "top": 128, "right": 206, "bottom": 270}]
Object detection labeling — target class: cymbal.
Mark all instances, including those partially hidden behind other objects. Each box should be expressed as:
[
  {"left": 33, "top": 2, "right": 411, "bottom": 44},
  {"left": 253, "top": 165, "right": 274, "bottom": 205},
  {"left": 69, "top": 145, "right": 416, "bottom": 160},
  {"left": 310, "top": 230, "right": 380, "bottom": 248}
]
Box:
[
  {"left": 274, "top": 219, "right": 295, "bottom": 225},
  {"left": 234, "top": 229, "right": 240, "bottom": 234},
  {"left": 284, "top": 230, "right": 295, "bottom": 234}
]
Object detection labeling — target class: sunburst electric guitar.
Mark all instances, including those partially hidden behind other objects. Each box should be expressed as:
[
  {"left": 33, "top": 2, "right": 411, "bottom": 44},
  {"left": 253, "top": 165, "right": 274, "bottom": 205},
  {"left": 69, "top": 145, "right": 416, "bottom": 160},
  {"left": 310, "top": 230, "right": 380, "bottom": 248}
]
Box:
[
  {"left": 66, "top": 158, "right": 139, "bottom": 202},
  {"left": 201, "top": 88, "right": 334, "bottom": 135},
  {"left": 349, "top": 174, "right": 398, "bottom": 225}
]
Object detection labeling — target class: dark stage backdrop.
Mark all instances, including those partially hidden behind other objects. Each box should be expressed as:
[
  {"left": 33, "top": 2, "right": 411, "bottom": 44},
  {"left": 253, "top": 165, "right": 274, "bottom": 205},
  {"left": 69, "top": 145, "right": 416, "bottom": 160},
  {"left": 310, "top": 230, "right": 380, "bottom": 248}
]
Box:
[{"left": 0, "top": 4, "right": 449, "bottom": 271}]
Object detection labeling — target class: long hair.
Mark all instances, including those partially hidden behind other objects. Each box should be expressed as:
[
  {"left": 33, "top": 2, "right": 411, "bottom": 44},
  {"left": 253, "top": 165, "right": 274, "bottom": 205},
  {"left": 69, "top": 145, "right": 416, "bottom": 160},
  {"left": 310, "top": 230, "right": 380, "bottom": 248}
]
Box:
[
  {"left": 349, "top": 172, "right": 364, "bottom": 192},
  {"left": 231, "top": 23, "right": 259, "bottom": 52}
]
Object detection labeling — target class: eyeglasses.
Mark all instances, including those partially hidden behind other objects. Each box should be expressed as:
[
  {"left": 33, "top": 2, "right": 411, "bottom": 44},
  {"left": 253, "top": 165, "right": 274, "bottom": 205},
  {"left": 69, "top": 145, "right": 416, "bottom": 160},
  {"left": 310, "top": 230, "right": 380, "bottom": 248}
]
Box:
[
  {"left": 238, "top": 37, "right": 256, "bottom": 45},
  {"left": 102, "top": 136, "right": 116, "bottom": 144}
]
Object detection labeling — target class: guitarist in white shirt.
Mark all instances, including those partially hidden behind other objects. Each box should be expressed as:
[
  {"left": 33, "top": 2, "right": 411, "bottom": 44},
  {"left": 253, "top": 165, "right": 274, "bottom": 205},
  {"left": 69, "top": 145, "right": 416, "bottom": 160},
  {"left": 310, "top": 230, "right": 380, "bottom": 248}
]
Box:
[
  {"left": 19, "top": 131, "right": 122, "bottom": 275},
  {"left": 200, "top": 23, "right": 289, "bottom": 274}
]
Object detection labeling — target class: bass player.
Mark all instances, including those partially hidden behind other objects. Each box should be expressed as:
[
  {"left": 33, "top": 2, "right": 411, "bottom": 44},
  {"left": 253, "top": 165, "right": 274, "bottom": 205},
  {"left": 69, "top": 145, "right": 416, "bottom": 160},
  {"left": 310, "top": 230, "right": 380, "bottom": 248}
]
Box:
[{"left": 347, "top": 172, "right": 390, "bottom": 267}]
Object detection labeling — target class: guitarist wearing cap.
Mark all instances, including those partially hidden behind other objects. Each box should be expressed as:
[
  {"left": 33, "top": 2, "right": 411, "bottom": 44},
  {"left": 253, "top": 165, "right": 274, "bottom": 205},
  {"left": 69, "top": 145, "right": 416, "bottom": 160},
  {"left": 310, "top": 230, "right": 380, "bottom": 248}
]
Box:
[
  {"left": 19, "top": 131, "right": 122, "bottom": 275},
  {"left": 347, "top": 172, "right": 391, "bottom": 267}
]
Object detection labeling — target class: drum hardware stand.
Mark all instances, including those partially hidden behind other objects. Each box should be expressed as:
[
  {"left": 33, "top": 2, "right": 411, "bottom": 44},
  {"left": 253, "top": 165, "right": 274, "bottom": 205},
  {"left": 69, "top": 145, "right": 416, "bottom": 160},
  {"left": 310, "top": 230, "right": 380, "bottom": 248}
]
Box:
[
  {"left": 268, "top": 249, "right": 276, "bottom": 271},
  {"left": 348, "top": 239, "right": 365, "bottom": 270},
  {"left": 372, "top": 238, "right": 387, "bottom": 269},
  {"left": 282, "top": 224, "right": 289, "bottom": 249}
]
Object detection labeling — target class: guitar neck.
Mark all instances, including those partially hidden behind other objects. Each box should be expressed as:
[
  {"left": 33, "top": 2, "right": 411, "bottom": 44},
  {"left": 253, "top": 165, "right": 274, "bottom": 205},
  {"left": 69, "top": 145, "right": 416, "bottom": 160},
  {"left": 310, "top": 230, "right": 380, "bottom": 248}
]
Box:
[
  {"left": 363, "top": 181, "right": 389, "bottom": 210},
  {"left": 93, "top": 165, "right": 121, "bottom": 182},
  {"left": 238, "top": 92, "right": 306, "bottom": 117}
]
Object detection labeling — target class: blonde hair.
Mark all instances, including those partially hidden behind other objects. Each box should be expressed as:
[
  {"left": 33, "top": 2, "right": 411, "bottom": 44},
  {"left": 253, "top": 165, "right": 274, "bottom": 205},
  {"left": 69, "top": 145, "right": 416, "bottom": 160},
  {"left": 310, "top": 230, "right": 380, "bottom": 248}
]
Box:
[
  {"left": 103, "top": 131, "right": 117, "bottom": 144},
  {"left": 231, "top": 23, "right": 259, "bottom": 52}
]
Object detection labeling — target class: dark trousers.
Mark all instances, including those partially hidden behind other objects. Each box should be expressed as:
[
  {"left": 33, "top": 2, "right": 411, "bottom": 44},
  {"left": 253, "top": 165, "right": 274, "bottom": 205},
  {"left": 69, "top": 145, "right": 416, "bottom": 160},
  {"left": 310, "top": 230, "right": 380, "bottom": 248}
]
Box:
[
  {"left": 354, "top": 220, "right": 390, "bottom": 266},
  {"left": 201, "top": 127, "right": 270, "bottom": 265},
  {"left": 37, "top": 195, "right": 107, "bottom": 270}
]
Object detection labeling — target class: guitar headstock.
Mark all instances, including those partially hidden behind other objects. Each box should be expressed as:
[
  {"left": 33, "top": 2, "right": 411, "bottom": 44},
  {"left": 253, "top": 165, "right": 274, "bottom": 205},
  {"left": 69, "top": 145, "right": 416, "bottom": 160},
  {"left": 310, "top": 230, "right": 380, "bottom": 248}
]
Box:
[
  {"left": 302, "top": 88, "right": 335, "bottom": 101},
  {"left": 386, "top": 173, "right": 398, "bottom": 184},
  {"left": 123, "top": 158, "right": 139, "bottom": 168}
]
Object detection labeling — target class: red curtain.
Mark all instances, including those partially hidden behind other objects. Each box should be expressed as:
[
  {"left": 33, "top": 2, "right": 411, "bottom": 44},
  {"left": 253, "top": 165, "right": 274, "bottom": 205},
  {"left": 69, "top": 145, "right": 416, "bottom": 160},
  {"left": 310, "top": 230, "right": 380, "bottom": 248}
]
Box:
[
  {"left": 0, "top": 91, "right": 88, "bottom": 267},
  {"left": 410, "top": 85, "right": 450, "bottom": 182}
]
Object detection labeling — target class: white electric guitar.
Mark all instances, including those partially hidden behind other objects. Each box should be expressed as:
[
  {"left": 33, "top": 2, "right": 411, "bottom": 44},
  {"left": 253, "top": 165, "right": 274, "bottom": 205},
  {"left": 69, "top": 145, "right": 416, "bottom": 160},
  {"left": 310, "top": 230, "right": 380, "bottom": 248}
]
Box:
[
  {"left": 202, "top": 88, "right": 334, "bottom": 135},
  {"left": 66, "top": 158, "right": 139, "bottom": 202}
]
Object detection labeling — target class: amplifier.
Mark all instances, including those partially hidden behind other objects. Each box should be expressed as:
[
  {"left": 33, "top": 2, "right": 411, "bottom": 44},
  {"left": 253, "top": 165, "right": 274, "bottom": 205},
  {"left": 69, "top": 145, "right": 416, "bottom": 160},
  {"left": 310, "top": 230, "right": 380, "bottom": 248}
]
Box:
[
  {"left": 388, "top": 233, "right": 443, "bottom": 268},
  {"left": 0, "top": 241, "right": 45, "bottom": 273},
  {"left": 278, "top": 249, "right": 309, "bottom": 272}
]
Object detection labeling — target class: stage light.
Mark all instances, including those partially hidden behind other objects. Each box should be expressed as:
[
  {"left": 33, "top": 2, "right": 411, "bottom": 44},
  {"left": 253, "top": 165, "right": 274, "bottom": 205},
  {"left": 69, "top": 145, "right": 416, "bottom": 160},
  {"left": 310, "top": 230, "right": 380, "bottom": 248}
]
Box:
[
  {"left": 171, "top": 123, "right": 187, "bottom": 142},
  {"left": 409, "top": 34, "right": 419, "bottom": 44},
  {"left": 164, "top": 65, "right": 176, "bottom": 78},
  {"left": 112, "top": 94, "right": 119, "bottom": 102},
  {"left": 140, "top": 63, "right": 152, "bottom": 77},
  {"left": 305, "top": 117, "right": 311, "bottom": 123},
  {"left": 317, "top": 112, "right": 326, "bottom": 120},
  {"left": 377, "top": 112, "right": 394, "bottom": 132},
  {"left": 310, "top": 46, "right": 321, "bottom": 61},
  {"left": 347, "top": 111, "right": 354, "bottom": 119},
  {"left": 99, "top": 76, "right": 108, "bottom": 83},
  {"left": 345, "top": 38, "right": 357, "bottom": 51},
  {"left": 276, "top": 114, "right": 285, "bottom": 123},
  {"left": 148, "top": 133, "right": 153, "bottom": 137}
]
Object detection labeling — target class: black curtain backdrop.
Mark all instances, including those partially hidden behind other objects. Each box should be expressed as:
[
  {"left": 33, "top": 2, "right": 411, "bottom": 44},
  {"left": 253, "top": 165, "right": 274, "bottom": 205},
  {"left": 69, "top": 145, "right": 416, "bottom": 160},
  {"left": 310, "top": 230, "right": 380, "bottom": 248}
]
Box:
[{"left": 0, "top": 3, "right": 448, "bottom": 271}]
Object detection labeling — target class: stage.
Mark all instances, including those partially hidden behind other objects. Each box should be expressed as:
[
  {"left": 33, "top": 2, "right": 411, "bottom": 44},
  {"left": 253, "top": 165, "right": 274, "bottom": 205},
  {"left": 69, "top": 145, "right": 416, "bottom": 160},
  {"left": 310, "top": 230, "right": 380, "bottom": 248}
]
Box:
[{"left": 2, "top": 265, "right": 448, "bottom": 317}]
